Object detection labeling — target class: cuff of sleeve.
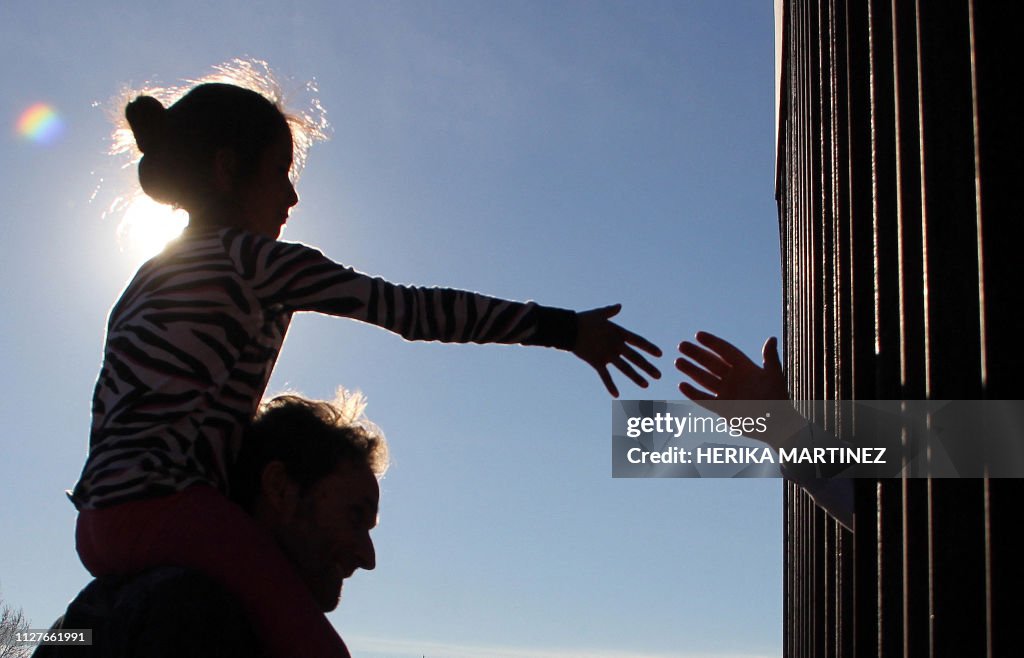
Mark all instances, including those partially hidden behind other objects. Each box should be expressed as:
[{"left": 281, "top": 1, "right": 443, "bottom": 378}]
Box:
[{"left": 523, "top": 306, "right": 578, "bottom": 350}]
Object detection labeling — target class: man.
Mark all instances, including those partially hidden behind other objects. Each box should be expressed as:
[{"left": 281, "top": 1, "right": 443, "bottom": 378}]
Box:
[{"left": 36, "top": 391, "right": 387, "bottom": 657}]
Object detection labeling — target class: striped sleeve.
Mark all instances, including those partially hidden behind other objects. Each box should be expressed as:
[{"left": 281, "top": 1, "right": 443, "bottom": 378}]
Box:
[{"left": 226, "top": 230, "right": 578, "bottom": 349}]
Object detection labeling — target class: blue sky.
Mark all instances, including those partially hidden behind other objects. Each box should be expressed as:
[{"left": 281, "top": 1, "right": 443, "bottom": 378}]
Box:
[{"left": 0, "top": 2, "right": 784, "bottom": 656}]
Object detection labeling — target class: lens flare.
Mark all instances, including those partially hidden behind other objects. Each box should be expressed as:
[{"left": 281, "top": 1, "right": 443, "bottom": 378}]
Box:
[{"left": 17, "top": 103, "right": 65, "bottom": 145}]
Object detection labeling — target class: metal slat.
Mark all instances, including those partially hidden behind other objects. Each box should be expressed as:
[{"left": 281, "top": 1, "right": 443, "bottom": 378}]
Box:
[{"left": 776, "top": 2, "right": 1018, "bottom": 657}]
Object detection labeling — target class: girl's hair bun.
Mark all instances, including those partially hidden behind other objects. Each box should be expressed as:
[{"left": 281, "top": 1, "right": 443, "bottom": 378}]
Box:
[{"left": 125, "top": 95, "right": 168, "bottom": 154}]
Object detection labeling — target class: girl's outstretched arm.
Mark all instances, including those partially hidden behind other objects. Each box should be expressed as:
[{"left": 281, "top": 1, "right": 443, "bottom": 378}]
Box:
[
  {"left": 572, "top": 304, "right": 662, "bottom": 397},
  {"left": 235, "top": 231, "right": 661, "bottom": 396}
]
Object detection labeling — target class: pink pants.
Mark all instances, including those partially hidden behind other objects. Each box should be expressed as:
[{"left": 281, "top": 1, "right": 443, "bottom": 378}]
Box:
[{"left": 76, "top": 486, "right": 350, "bottom": 658}]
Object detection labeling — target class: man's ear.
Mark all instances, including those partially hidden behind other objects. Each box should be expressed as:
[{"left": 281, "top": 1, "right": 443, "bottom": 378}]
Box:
[
  {"left": 259, "top": 461, "right": 300, "bottom": 521},
  {"left": 212, "top": 147, "right": 239, "bottom": 194}
]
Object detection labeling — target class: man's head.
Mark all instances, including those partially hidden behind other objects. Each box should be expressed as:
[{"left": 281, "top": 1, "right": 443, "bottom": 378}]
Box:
[{"left": 233, "top": 390, "right": 389, "bottom": 611}]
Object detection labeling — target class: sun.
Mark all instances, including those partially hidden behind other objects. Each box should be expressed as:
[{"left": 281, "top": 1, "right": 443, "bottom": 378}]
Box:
[{"left": 118, "top": 194, "right": 188, "bottom": 260}]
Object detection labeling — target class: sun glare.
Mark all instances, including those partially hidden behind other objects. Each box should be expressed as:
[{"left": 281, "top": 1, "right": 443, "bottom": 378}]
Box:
[{"left": 118, "top": 194, "right": 188, "bottom": 260}]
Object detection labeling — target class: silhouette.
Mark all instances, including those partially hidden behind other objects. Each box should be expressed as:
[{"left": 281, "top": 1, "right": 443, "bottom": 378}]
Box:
[
  {"left": 41, "top": 393, "right": 383, "bottom": 658},
  {"left": 70, "top": 76, "right": 661, "bottom": 658},
  {"left": 676, "top": 331, "right": 853, "bottom": 527}
]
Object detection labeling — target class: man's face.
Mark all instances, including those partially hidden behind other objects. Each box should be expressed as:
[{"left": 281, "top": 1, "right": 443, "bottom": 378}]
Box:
[{"left": 276, "top": 461, "right": 379, "bottom": 611}]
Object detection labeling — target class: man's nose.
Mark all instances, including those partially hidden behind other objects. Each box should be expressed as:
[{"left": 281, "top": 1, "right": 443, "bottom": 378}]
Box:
[
  {"left": 356, "top": 532, "right": 375, "bottom": 571},
  {"left": 287, "top": 182, "right": 299, "bottom": 208}
]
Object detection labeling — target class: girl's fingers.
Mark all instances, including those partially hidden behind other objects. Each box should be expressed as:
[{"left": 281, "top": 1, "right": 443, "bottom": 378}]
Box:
[
  {"left": 612, "top": 357, "right": 648, "bottom": 389},
  {"left": 594, "top": 365, "right": 618, "bottom": 397},
  {"left": 624, "top": 329, "right": 662, "bottom": 357},
  {"left": 623, "top": 346, "right": 661, "bottom": 379},
  {"left": 593, "top": 304, "right": 621, "bottom": 319}
]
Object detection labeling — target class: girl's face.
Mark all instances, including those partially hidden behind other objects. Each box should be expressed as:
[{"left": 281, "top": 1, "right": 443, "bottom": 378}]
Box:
[{"left": 234, "top": 130, "right": 299, "bottom": 239}]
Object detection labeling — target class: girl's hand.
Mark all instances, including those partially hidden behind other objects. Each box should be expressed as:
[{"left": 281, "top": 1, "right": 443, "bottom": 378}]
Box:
[{"left": 572, "top": 304, "right": 662, "bottom": 397}]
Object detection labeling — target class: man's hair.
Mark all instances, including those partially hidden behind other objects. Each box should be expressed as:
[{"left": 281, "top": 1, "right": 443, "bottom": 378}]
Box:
[{"left": 232, "top": 389, "right": 389, "bottom": 510}]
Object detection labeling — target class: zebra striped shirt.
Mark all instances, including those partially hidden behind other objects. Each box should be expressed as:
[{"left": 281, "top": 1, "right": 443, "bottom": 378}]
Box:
[{"left": 71, "top": 227, "right": 576, "bottom": 510}]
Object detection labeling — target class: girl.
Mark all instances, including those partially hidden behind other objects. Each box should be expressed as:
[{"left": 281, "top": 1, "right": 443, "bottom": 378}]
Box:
[{"left": 72, "top": 78, "right": 660, "bottom": 657}]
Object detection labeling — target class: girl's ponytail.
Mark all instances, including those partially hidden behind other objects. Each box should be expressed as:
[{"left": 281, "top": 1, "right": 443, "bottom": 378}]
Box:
[
  {"left": 126, "top": 95, "right": 180, "bottom": 206},
  {"left": 125, "top": 95, "right": 167, "bottom": 154}
]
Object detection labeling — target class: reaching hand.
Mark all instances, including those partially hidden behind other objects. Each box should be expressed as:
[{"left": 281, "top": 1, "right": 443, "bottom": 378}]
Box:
[
  {"left": 677, "top": 332, "right": 803, "bottom": 449},
  {"left": 676, "top": 332, "right": 787, "bottom": 401},
  {"left": 572, "top": 304, "right": 662, "bottom": 397},
  {"left": 678, "top": 333, "right": 852, "bottom": 525}
]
